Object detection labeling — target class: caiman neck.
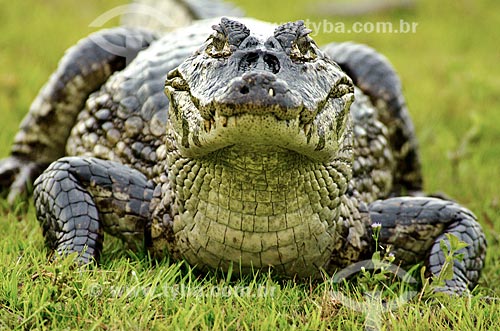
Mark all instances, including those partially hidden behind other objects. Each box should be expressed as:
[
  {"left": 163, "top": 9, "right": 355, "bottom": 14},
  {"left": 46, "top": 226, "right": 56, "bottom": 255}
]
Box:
[
  {"left": 166, "top": 145, "right": 353, "bottom": 276},
  {"left": 168, "top": 145, "right": 350, "bottom": 220}
]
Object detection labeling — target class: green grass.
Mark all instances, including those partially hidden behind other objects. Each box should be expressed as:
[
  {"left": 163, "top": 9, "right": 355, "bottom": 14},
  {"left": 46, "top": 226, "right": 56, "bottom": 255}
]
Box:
[{"left": 1, "top": 0, "right": 499, "bottom": 329}]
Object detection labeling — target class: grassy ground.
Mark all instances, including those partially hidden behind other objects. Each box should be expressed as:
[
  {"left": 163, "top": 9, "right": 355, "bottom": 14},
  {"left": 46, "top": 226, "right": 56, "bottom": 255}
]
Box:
[{"left": 1, "top": 0, "right": 499, "bottom": 329}]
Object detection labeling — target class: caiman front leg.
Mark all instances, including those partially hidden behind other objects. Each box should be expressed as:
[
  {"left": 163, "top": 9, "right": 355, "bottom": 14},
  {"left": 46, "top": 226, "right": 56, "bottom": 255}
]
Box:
[
  {"left": 33, "top": 157, "right": 154, "bottom": 264},
  {"left": 369, "top": 197, "right": 486, "bottom": 294},
  {"left": 0, "top": 27, "right": 157, "bottom": 203}
]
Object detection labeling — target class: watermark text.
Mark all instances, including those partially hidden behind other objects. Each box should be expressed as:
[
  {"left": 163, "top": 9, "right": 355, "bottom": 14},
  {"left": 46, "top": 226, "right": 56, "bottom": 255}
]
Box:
[{"left": 303, "top": 19, "right": 418, "bottom": 35}]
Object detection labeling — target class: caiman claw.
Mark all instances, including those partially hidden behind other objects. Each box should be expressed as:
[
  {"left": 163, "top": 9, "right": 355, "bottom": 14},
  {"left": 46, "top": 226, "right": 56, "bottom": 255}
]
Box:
[{"left": 0, "top": 156, "right": 47, "bottom": 205}]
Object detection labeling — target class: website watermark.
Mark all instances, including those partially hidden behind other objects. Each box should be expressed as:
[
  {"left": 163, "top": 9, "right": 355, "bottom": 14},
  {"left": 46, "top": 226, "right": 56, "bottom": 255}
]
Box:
[
  {"left": 85, "top": 4, "right": 418, "bottom": 63},
  {"left": 87, "top": 282, "right": 277, "bottom": 299},
  {"left": 302, "top": 19, "right": 419, "bottom": 35},
  {"left": 90, "top": 4, "right": 419, "bottom": 35}
]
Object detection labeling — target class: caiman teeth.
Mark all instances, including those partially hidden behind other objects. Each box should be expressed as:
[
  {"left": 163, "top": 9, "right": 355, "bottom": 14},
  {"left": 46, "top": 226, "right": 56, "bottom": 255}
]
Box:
[
  {"left": 221, "top": 116, "right": 228, "bottom": 127},
  {"left": 204, "top": 119, "right": 212, "bottom": 132},
  {"left": 200, "top": 104, "right": 216, "bottom": 121},
  {"left": 268, "top": 88, "right": 275, "bottom": 97},
  {"left": 303, "top": 123, "right": 312, "bottom": 137}
]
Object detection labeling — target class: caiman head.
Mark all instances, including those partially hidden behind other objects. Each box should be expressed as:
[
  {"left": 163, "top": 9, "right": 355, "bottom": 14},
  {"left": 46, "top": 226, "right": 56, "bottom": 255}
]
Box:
[{"left": 165, "top": 17, "right": 354, "bottom": 162}]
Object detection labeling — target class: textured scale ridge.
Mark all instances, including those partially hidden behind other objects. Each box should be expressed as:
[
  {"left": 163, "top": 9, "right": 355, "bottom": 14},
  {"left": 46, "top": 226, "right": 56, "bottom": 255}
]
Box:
[{"left": 323, "top": 42, "right": 422, "bottom": 194}]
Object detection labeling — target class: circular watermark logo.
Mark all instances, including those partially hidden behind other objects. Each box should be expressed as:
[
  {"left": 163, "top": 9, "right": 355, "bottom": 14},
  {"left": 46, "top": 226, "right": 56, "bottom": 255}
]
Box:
[
  {"left": 88, "top": 3, "right": 177, "bottom": 30},
  {"left": 87, "top": 4, "right": 179, "bottom": 65},
  {"left": 330, "top": 259, "right": 418, "bottom": 331}
]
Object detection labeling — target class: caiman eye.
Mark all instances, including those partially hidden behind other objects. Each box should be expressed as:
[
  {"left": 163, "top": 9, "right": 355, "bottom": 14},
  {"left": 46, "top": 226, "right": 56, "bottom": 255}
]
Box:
[
  {"left": 274, "top": 20, "right": 318, "bottom": 62},
  {"left": 206, "top": 17, "right": 250, "bottom": 58},
  {"left": 206, "top": 27, "right": 232, "bottom": 58},
  {"left": 290, "top": 33, "right": 318, "bottom": 62}
]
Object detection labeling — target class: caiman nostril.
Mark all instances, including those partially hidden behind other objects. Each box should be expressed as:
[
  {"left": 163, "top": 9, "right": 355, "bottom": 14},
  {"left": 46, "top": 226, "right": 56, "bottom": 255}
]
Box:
[
  {"left": 264, "top": 54, "right": 280, "bottom": 74},
  {"left": 239, "top": 52, "right": 260, "bottom": 71},
  {"left": 239, "top": 51, "right": 281, "bottom": 74},
  {"left": 240, "top": 86, "right": 250, "bottom": 94}
]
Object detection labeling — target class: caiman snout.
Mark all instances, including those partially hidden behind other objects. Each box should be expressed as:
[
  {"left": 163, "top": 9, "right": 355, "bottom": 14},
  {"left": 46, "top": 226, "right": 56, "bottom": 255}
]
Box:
[{"left": 216, "top": 71, "right": 303, "bottom": 119}]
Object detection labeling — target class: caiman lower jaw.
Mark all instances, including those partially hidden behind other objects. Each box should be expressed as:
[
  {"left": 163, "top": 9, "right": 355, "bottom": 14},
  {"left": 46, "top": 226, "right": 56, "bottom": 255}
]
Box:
[
  {"left": 200, "top": 106, "right": 312, "bottom": 137},
  {"left": 172, "top": 110, "right": 340, "bottom": 163}
]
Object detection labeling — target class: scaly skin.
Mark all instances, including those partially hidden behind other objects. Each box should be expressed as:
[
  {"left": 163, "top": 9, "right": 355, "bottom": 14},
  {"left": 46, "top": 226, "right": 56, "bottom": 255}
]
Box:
[
  {"left": 0, "top": 27, "right": 157, "bottom": 203},
  {"left": 0, "top": 17, "right": 486, "bottom": 293}
]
